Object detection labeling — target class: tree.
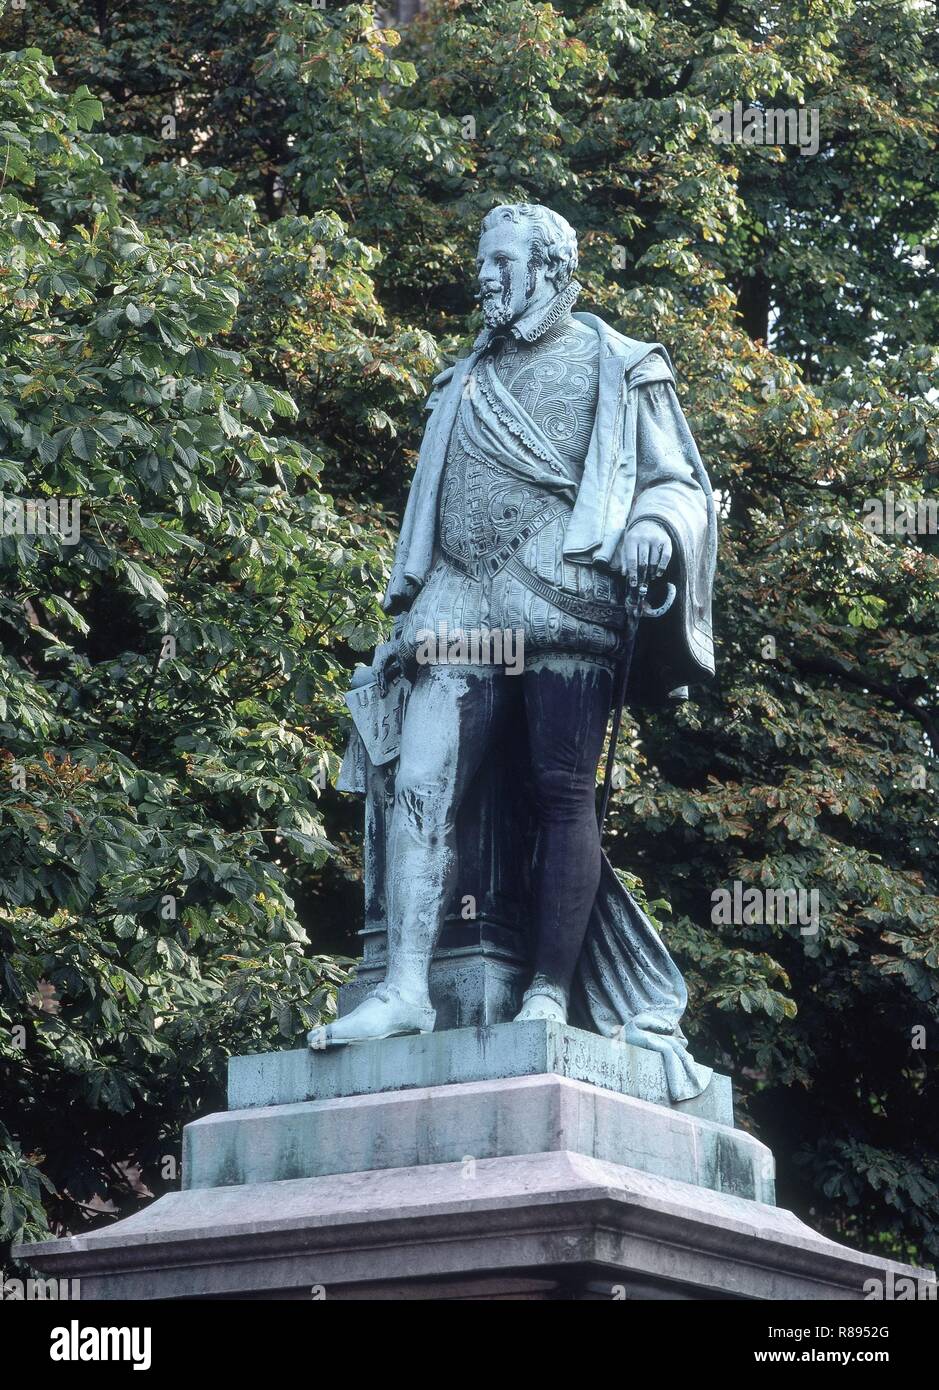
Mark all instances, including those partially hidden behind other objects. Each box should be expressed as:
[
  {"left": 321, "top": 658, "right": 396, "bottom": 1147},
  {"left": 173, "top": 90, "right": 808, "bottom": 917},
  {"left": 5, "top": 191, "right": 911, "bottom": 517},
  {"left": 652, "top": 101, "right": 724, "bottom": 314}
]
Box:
[{"left": 0, "top": 46, "right": 393, "bottom": 1249}]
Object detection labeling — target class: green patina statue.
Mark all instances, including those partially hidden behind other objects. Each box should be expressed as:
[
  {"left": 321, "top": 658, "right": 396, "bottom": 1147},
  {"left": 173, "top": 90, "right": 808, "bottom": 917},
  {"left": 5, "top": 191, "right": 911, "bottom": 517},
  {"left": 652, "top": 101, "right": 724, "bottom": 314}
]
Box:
[{"left": 312, "top": 204, "right": 717, "bottom": 1102}]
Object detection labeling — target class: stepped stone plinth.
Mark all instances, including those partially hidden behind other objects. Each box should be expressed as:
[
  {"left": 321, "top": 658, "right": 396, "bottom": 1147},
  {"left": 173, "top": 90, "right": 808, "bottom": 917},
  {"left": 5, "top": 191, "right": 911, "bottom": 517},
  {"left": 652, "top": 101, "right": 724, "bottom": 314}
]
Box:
[{"left": 15, "top": 1019, "right": 935, "bottom": 1300}]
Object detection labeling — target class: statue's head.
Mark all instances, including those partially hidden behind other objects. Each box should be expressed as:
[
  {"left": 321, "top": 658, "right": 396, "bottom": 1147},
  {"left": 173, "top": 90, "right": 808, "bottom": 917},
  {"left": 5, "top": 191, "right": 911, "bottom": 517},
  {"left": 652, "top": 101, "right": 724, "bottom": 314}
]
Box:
[{"left": 476, "top": 203, "right": 578, "bottom": 330}]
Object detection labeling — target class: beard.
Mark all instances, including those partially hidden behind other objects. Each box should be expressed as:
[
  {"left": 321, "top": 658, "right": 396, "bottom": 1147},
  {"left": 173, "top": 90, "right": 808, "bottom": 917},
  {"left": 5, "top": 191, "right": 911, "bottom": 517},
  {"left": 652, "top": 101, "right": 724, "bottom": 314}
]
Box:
[
  {"left": 481, "top": 286, "right": 513, "bottom": 328},
  {"left": 481, "top": 294, "right": 513, "bottom": 328},
  {"left": 480, "top": 256, "right": 540, "bottom": 328}
]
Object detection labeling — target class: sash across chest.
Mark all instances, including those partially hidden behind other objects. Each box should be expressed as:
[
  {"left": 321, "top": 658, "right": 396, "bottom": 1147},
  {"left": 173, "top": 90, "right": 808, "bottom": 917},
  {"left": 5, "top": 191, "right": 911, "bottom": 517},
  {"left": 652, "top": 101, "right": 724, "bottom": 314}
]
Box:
[{"left": 441, "top": 495, "right": 567, "bottom": 582}]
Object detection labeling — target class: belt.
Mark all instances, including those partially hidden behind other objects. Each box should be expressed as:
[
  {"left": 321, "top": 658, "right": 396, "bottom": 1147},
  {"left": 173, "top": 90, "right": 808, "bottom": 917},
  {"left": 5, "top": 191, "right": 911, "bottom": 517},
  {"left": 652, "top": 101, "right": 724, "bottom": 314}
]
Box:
[{"left": 505, "top": 556, "right": 628, "bottom": 632}]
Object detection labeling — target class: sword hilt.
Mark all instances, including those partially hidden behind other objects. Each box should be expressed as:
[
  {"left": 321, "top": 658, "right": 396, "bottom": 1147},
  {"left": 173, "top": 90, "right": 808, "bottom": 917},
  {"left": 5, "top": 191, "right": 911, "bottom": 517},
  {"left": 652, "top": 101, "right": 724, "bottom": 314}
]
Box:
[{"left": 632, "top": 580, "right": 676, "bottom": 621}]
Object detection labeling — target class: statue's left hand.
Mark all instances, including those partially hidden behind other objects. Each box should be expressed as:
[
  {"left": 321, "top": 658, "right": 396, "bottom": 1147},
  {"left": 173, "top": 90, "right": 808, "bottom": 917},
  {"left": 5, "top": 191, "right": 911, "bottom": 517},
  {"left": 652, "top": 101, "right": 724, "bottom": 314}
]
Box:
[{"left": 620, "top": 519, "right": 672, "bottom": 589}]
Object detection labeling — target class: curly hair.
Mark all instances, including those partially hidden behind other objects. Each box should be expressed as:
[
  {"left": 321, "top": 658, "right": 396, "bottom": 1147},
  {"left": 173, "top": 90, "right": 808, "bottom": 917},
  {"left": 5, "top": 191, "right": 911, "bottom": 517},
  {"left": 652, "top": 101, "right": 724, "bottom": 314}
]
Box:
[{"left": 480, "top": 204, "right": 579, "bottom": 290}]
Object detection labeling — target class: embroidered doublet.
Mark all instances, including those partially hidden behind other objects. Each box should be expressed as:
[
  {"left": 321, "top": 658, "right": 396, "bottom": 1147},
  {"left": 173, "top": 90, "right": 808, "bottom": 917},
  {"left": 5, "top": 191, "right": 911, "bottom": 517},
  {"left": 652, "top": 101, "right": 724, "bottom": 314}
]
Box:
[{"left": 399, "top": 293, "right": 628, "bottom": 666}]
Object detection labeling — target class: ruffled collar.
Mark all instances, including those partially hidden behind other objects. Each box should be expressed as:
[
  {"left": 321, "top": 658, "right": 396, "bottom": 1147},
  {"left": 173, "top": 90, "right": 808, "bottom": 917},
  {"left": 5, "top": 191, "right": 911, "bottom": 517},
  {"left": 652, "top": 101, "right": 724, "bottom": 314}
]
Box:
[{"left": 474, "top": 280, "right": 581, "bottom": 351}]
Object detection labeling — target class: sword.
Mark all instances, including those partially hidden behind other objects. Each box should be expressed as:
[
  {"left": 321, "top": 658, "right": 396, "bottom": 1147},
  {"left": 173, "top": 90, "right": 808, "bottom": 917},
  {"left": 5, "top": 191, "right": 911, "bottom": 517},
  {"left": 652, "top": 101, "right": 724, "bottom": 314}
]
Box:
[{"left": 597, "top": 579, "right": 676, "bottom": 832}]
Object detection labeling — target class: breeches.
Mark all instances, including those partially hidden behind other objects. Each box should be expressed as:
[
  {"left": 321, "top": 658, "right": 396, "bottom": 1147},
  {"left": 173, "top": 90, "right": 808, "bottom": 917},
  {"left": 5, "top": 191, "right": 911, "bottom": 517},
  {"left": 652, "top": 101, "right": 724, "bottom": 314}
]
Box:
[{"left": 389, "top": 656, "right": 614, "bottom": 996}]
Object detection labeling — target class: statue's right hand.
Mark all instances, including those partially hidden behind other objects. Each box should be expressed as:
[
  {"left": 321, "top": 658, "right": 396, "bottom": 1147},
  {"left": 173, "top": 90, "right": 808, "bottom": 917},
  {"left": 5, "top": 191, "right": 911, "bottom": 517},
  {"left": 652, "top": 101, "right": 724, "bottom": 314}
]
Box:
[{"left": 372, "top": 638, "right": 402, "bottom": 698}]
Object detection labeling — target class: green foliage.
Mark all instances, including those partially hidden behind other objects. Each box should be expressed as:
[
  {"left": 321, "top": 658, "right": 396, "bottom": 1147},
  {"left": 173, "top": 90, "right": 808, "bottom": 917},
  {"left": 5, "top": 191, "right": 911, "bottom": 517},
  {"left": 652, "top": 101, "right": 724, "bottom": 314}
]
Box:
[
  {"left": 1, "top": 1, "right": 936, "bottom": 1267},
  {"left": 0, "top": 46, "right": 386, "bottom": 1250}
]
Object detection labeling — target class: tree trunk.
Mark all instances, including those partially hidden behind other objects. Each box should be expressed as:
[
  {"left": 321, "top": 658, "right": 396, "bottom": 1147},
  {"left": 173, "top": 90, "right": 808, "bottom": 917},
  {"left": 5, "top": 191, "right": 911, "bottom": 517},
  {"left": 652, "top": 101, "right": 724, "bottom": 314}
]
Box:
[{"left": 736, "top": 266, "right": 771, "bottom": 343}]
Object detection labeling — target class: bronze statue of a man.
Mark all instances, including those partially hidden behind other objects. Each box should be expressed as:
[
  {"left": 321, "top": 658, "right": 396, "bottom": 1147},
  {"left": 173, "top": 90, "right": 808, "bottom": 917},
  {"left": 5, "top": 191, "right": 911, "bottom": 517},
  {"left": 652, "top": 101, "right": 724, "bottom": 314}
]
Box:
[{"left": 313, "top": 203, "right": 717, "bottom": 1101}]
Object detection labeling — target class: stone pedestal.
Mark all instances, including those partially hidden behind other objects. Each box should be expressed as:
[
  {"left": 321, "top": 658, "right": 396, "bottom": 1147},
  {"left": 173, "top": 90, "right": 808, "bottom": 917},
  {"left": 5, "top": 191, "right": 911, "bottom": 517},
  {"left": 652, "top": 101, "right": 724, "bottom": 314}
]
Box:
[{"left": 15, "top": 1022, "right": 934, "bottom": 1301}]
